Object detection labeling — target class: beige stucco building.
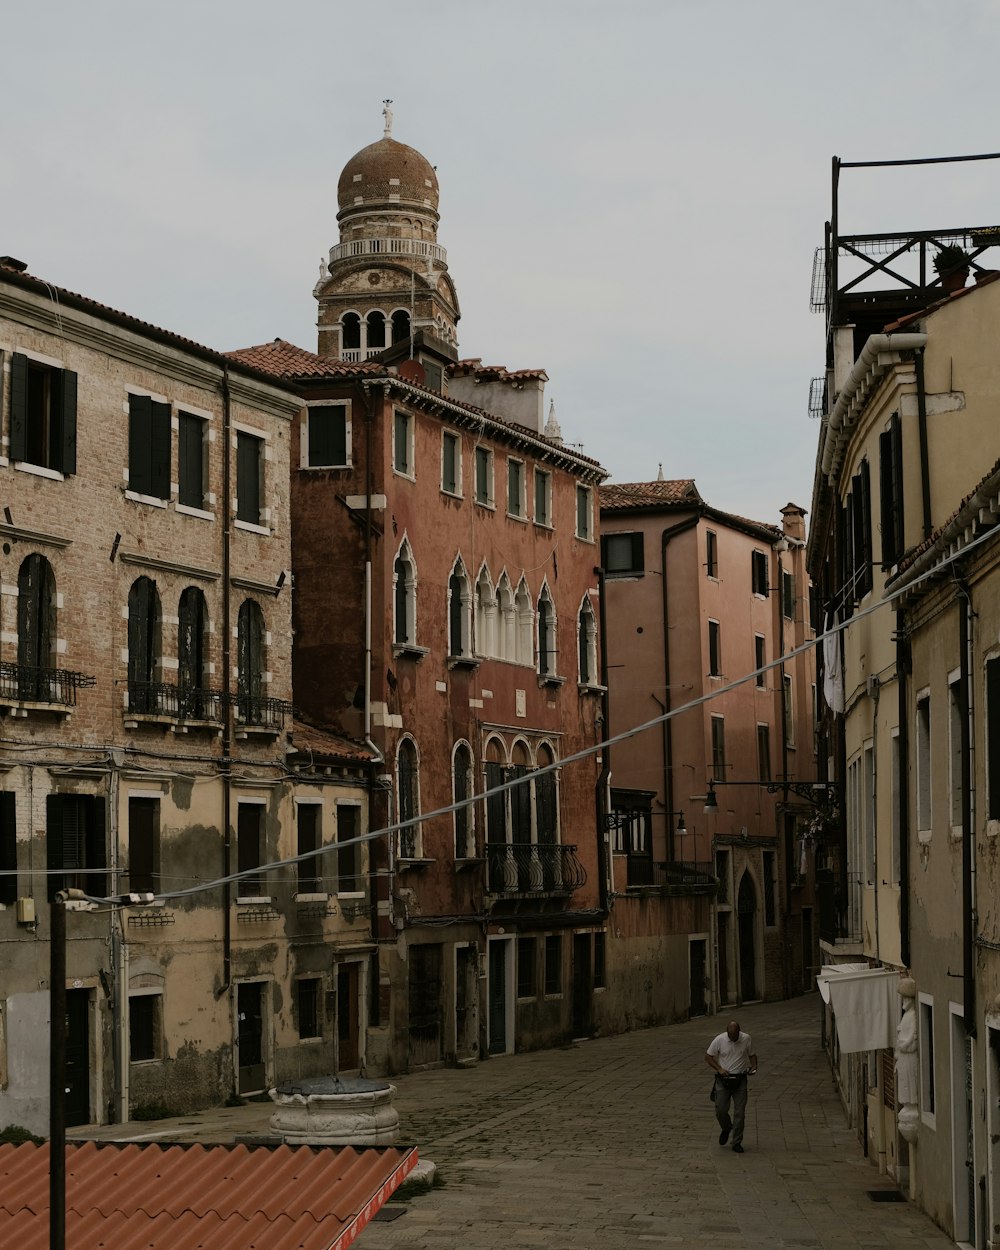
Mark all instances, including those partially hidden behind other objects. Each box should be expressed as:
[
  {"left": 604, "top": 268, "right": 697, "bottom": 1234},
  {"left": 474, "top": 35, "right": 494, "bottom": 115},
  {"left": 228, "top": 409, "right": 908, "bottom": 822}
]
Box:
[{"left": 0, "top": 259, "right": 375, "bottom": 1134}]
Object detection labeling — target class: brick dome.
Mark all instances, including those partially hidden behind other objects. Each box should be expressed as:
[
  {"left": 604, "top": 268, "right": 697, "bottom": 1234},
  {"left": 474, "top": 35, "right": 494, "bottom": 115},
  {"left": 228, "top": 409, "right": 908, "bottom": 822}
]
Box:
[{"left": 337, "top": 138, "right": 439, "bottom": 216}]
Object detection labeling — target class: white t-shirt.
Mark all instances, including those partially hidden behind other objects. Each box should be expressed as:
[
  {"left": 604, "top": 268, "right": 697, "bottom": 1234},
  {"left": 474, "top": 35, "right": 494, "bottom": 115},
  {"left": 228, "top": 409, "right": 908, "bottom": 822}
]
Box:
[{"left": 707, "top": 1030, "right": 753, "bottom": 1074}]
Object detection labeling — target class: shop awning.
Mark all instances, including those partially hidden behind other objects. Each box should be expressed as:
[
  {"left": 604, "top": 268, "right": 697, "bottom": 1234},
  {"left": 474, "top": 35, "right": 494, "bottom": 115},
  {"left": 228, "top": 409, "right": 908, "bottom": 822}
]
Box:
[
  {"left": 0, "top": 1139, "right": 418, "bottom": 1249},
  {"left": 816, "top": 964, "right": 899, "bottom": 1052}
]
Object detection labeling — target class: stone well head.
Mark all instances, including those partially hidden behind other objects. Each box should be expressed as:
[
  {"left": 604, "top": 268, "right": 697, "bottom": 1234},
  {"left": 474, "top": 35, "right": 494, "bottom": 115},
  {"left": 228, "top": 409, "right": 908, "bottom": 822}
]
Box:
[{"left": 269, "top": 1075, "right": 400, "bottom": 1146}]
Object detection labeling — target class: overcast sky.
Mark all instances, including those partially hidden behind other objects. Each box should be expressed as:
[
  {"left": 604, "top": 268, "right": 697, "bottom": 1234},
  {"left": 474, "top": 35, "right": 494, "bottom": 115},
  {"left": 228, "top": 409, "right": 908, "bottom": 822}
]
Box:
[{"left": 4, "top": 1, "right": 1000, "bottom": 526}]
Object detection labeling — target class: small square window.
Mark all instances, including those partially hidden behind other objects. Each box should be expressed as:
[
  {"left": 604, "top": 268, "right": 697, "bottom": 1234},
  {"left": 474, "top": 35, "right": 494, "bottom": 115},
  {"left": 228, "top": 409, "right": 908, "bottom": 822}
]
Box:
[
  {"left": 602, "top": 532, "right": 644, "bottom": 577},
  {"left": 393, "top": 410, "right": 414, "bottom": 476},
  {"left": 517, "top": 937, "right": 537, "bottom": 998},
  {"left": 475, "top": 446, "right": 494, "bottom": 506},
  {"left": 534, "top": 469, "right": 552, "bottom": 527},
  {"left": 307, "top": 404, "right": 349, "bottom": 468},
  {"left": 575, "top": 485, "right": 593, "bottom": 541},
  {"left": 442, "top": 431, "right": 461, "bottom": 495}
]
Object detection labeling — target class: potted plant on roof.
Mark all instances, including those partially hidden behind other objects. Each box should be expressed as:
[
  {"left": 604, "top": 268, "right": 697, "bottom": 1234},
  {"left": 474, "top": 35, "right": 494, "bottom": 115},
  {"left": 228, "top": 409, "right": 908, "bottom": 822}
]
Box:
[{"left": 933, "top": 244, "right": 971, "bottom": 294}]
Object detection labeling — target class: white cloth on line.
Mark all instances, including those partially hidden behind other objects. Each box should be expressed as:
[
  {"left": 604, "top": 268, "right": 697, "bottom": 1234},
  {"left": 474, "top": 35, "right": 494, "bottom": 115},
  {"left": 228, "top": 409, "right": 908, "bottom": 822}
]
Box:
[{"left": 825, "top": 969, "right": 898, "bottom": 1052}]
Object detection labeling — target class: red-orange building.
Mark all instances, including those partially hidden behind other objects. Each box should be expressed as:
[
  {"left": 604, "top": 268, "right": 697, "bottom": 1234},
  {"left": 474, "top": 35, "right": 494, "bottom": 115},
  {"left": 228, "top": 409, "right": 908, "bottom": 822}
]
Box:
[
  {"left": 598, "top": 480, "right": 818, "bottom": 1024},
  {"left": 233, "top": 118, "right": 609, "bottom": 1071}
]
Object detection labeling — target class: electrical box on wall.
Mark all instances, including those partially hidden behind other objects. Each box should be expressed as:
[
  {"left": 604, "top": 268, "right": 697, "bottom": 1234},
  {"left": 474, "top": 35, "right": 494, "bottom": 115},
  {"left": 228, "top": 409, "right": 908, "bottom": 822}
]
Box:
[{"left": 16, "top": 897, "right": 35, "bottom": 924}]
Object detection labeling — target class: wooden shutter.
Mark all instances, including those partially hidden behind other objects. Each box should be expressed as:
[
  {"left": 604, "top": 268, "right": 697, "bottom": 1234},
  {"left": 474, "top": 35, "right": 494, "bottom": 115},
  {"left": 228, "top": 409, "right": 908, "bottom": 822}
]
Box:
[
  {"left": 534, "top": 771, "right": 557, "bottom": 845},
  {"left": 178, "top": 414, "right": 203, "bottom": 507},
  {"left": 237, "top": 432, "right": 261, "bottom": 523},
  {"left": 128, "top": 798, "right": 157, "bottom": 893},
  {"left": 510, "top": 765, "right": 531, "bottom": 843},
  {"left": 879, "top": 427, "right": 896, "bottom": 567},
  {"left": 177, "top": 588, "right": 204, "bottom": 693},
  {"left": 9, "top": 353, "right": 27, "bottom": 462},
  {"left": 46, "top": 794, "right": 64, "bottom": 901},
  {"left": 88, "top": 797, "right": 107, "bottom": 897},
  {"left": 0, "top": 792, "right": 16, "bottom": 905},
  {"left": 129, "top": 395, "right": 152, "bottom": 495},
  {"left": 485, "top": 761, "right": 507, "bottom": 845},
  {"left": 150, "top": 401, "right": 171, "bottom": 500},
  {"left": 56, "top": 369, "right": 77, "bottom": 476}
]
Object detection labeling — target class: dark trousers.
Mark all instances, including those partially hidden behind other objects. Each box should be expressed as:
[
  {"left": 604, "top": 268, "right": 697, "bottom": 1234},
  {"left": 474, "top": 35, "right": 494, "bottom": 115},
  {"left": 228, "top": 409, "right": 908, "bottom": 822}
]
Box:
[{"left": 713, "top": 1074, "right": 748, "bottom": 1146}]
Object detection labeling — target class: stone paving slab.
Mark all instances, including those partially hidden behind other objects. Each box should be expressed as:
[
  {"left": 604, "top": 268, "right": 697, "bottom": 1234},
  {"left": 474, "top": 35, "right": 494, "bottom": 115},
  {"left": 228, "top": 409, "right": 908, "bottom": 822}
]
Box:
[{"left": 73, "top": 994, "right": 951, "bottom": 1248}]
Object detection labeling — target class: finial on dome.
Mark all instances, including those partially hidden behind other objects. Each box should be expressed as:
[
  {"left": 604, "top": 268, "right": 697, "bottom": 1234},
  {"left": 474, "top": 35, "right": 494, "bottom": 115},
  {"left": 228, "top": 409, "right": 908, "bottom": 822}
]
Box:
[
  {"left": 657, "top": 463, "right": 664, "bottom": 481},
  {"left": 544, "top": 399, "right": 562, "bottom": 445},
  {"left": 382, "top": 99, "right": 394, "bottom": 139}
]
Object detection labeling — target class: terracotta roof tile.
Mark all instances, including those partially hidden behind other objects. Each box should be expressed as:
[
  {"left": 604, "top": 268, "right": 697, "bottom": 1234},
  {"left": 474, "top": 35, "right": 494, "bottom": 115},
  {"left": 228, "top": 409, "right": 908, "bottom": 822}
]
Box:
[
  {"left": 883, "top": 269, "right": 1000, "bottom": 332},
  {"left": 599, "top": 479, "right": 702, "bottom": 510},
  {"left": 0, "top": 1140, "right": 417, "bottom": 1250},
  {"left": 289, "top": 719, "right": 376, "bottom": 763},
  {"left": 448, "top": 360, "right": 548, "bottom": 382},
  {"left": 227, "top": 339, "right": 385, "bottom": 380}
]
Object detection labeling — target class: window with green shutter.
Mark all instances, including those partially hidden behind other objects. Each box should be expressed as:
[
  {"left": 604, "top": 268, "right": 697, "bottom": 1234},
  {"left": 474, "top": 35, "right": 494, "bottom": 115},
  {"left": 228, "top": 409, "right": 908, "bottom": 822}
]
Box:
[
  {"left": 10, "top": 353, "right": 77, "bottom": 475},
  {"left": 128, "top": 394, "right": 171, "bottom": 500}
]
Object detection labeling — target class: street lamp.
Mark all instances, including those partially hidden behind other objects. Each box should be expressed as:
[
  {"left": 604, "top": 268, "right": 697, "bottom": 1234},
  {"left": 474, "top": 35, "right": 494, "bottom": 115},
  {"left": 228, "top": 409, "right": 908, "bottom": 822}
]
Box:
[{"left": 703, "top": 778, "right": 840, "bottom": 814}]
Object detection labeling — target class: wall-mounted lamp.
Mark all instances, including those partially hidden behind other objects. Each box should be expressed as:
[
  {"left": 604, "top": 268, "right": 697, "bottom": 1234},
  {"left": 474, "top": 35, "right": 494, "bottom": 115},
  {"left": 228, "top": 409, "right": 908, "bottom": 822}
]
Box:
[{"left": 275, "top": 569, "right": 286, "bottom": 591}]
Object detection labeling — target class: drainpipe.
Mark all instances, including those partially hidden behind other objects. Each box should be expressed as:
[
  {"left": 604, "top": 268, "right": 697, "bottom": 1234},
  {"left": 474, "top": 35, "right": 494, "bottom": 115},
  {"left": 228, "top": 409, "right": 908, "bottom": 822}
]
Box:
[
  {"left": 915, "top": 350, "right": 933, "bottom": 541},
  {"left": 595, "top": 563, "right": 610, "bottom": 914},
  {"left": 660, "top": 512, "right": 702, "bottom": 863},
  {"left": 896, "top": 610, "right": 911, "bottom": 968},
  {"left": 776, "top": 546, "right": 791, "bottom": 1000},
  {"left": 221, "top": 364, "right": 233, "bottom": 998},
  {"left": 959, "top": 581, "right": 976, "bottom": 1036},
  {"left": 108, "top": 764, "right": 128, "bottom": 1122}
]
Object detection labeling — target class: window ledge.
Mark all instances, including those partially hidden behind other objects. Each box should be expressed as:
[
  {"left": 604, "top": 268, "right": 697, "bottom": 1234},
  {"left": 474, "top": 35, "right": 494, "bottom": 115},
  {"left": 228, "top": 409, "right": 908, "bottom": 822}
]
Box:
[
  {"left": 506, "top": 512, "right": 528, "bottom": 524},
  {"left": 538, "top": 673, "right": 565, "bottom": 689},
  {"left": 293, "top": 892, "right": 329, "bottom": 903},
  {"left": 336, "top": 890, "right": 366, "bottom": 900},
  {"left": 533, "top": 521, "right": 554, "bottom": 532},
  {"left": 441, "top": 488, "right": 463, "bottom": 500},
  {"left": 302, "top": 462, "right": 351, "bottom": 472},
  {"left": 578, "top": 682, "right": 607, "bottom": 695},
  {"left": 475, "top": 500, "right": 496, "bottom": 511},
  {"left": 0, "top": 699, "right": 73, "bottom": 718},
  {"left": 393, "top": 643, "right": 429, "bottom": 661},
  {"left": 454, "top": 857, "right": 485, "bottom": 871},
  {"left": 125, "top": 490, "right": 169, "bottom": 509},
  {"left": 236, "top": 895, "right": 274, "bottom": 905},
  {"left": 124, "top": 713, "right": 175, "bottom": 730},
  {"left": 397, "top": 857, "right": 434, "bottom": 870},
  {"left": 15, "top": 461, "right": 65, "bottom": 482},
  {"left": 447, "top": 654, "right": 480, "bottom": 671},
  {"left": 175, "top": 503, "right": 215, "bottom": 521},
  {"left": 235, "top": 519, "right": 271, "bottom": 536},
  {"left": 234, "top": 724, "right": 281, "bottom": 739},
  {"left": 170, "top": 720, "right": 223, "bottom": 735}
]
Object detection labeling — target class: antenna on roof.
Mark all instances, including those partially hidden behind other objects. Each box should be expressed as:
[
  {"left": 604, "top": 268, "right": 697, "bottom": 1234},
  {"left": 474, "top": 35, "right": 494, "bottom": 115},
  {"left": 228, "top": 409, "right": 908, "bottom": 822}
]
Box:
[{"left": 382, "top": 99, "right": 394, "bottom": 139}]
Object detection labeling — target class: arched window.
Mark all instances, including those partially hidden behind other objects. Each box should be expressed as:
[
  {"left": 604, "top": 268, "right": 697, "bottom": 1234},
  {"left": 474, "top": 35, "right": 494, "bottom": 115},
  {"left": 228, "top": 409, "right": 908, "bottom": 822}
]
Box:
[
  {"left": 515, "top": 579, "right": 533, "bottom": 665},
  {"left": 448, "top": 559, "right": 472, "bottom": 658},
  {"left": 393, "top": 540, "right": 416, "bottom": 647},
  {"left": 366, "top": 310, "right": 386, "bottom": 352},
  {"left": 475, "top": 567, "right": 495, "bottom": 657},
  {"left": 397, "top": 738, "right": 420, "bottom": 858},
  {"left": 453, "top": 741, "right": 475, "bottom": 858},
  {"left": 341, "top": 312, "right": 361, "bottom": 353},
  {"left": 178, "top": 587, "right": 208, "bottom": 717},
  {"left": 237, "top": 599, "right": 266, "bottom": 723},
  {"left": 17, "top": 554, "right": 55, "bottom": 700},
  {"left": 578, "top": 598, "right": 597, "bottom": 686},
  {"left": 537, "top": 586, "right": 556, "bottom": 677},
  {"left": 391, "top": 309, "right": 411, "bottom": 345},
  {"left": 496, "top": 575, "right": 515, "bottom": 661},
  {"left": 535, "top": 742, "right": 560, "bottom": 890},
  {"left": 484, "top": 737, "right": 508, "bottom": 892},
  {"left": 128, "top": 576, "right": 161, "bottom": 713}
]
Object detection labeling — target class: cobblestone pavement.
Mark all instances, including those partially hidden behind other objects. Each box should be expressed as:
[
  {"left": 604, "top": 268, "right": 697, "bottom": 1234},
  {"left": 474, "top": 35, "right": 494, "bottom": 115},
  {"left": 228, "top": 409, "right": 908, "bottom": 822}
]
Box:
[{"left": 76, "top": 993, "right": 951, "bottom": 1249}]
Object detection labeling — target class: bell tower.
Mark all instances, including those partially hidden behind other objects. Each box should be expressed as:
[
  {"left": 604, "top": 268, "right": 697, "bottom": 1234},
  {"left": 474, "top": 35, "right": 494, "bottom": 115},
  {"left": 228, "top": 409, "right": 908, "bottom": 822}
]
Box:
[{"left": 315, "top": 104, "right": 460, "bottom": 362}]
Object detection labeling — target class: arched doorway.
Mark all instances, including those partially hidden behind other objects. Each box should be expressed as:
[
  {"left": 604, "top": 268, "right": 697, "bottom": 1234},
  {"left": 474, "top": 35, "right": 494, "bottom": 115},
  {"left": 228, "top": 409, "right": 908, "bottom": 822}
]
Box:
[{"left": 737, "top": 871, "right": 758, "bottom": 1001}]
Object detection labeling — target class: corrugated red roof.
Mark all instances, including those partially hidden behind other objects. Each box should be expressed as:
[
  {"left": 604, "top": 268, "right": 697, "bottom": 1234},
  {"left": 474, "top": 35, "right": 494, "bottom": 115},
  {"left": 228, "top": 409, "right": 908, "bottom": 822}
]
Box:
[
  {"left": 600, "top": 479, "right": 702, "bottom": 510},
  {"left": 227, "top": 339, "right": 385, "bottom": 380},
  {"left": 0, "top": 1140, "right": 416, "bottom": 1250}
]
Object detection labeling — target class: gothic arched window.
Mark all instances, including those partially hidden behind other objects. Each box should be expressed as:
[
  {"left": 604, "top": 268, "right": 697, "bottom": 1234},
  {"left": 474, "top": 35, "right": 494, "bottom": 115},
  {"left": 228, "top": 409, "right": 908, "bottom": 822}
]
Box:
[
  {"left": 237, "top": 599, "right": 266, "bottom": 723},
  {"left": 128, "top": 577, "right": 161, "bottom": 713},
  {"left": 17, "top": 553, "right": 55, "bottom": 699},
  {"left": 178, "top": 587, "right": 208, "bottom": 717}
]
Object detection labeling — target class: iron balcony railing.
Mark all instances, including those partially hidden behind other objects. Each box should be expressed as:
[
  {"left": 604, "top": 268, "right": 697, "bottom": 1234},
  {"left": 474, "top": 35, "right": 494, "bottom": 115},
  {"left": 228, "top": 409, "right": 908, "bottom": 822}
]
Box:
[
  {"left": 128, "top": 681, "right": 225, "bottom": 721},
  {"left": 624, "top": 858, "right": 717, "bottom": 894},
  {"left": 486, "top": 842, "right": 586, "bottom": 896},
  {"left": 233, "top": 693, "right": 295, "bottom": 730},
  {"left": 0, "top": 661, "right": 96, "bottom": 707}
]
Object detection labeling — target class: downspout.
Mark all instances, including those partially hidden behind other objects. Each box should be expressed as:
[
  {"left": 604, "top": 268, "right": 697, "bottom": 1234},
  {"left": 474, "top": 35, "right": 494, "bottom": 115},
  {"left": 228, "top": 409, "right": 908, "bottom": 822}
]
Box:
[
  {"left": 915, "top": 350, "right": 933, "bottom": 541},
  {"left": 959, "top": 581, "right": 976, "bottom": 1036},
  {"left": 896, "top": 610, "right": 911, "bottom": 968},
  {"left": 108, "top": 764, "right": 128, "bottom": 1122},
  {"left": 661, "top": 512, "right": 702, "bottom": 863},
  {"left": 221, "top": 363, "right": 233, "bottom": 998},
  {"left": 595, "top": 563, "right": 610, "bottom": 914},
  {"left": 776, "top": 547, "right": 791, "bottom": 1000}
]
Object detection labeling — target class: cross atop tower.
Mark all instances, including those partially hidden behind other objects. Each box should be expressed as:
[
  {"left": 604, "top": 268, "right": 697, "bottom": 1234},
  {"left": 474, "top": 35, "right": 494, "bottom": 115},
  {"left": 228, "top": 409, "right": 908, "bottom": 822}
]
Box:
[{"left": 382, "top": 99, "right": 394, "bottom": 138}]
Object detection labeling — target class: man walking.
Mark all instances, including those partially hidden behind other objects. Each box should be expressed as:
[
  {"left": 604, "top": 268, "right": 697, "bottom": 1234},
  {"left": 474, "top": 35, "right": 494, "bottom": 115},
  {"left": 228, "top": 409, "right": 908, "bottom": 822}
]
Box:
[{"left": 705, "top": 1019, "right": 757, "bottom": 1153}]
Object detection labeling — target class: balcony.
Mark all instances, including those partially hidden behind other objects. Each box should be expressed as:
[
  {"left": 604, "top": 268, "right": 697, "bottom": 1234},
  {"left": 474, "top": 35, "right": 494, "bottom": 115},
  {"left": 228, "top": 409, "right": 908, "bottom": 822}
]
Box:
[
  {"left": 0, "top": 661, "right": 96, "bottom": 711},
  {"left": 486, "top": 842, "right": 586, "bottom": 897},
  {"left": 619, "top": 857, "right": 717, "bottom": 897},
  {"left": 329, "top": 238, "right": 448, "bottom": 266},
  {"left": 127, "top": 682, "right": 225, "bottom": 724},
  {"left": 234, "top": 694, "right": 294, "bottom": 732}
]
